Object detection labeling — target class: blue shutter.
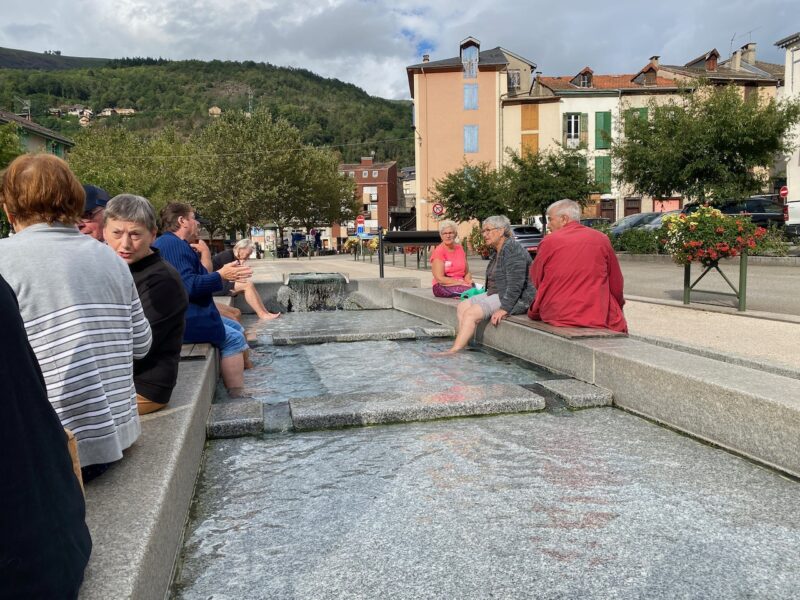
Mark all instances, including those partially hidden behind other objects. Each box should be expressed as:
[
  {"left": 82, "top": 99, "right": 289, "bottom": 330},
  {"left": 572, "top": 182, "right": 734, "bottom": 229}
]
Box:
[
  {"left": 464, "top": 84, "right": 478, "bottom": 110},
  {"left": 464, "top": 126, "right": 479, "bottom": 153}
]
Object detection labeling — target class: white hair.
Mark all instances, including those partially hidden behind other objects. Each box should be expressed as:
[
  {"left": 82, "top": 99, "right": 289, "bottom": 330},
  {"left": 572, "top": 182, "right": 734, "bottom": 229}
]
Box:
[
  {"left": 547, "top": 199, "right": 581, "bottom": 222},
  {"left": 233, "top": 238, "right": 255, "bottom": 254},
  {"left": 438, "top": 219, "right": 458, "bottom": 234}
]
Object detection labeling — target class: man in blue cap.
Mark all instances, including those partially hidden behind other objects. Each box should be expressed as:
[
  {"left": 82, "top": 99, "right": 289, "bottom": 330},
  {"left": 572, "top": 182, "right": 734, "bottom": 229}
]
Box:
[{"left": 78, "top": 184, "right": 110, "bottom": 241}]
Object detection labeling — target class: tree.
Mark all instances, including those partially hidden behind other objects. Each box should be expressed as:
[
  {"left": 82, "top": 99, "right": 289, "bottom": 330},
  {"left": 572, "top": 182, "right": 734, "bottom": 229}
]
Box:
[
  {"left": 505, "top": 147, "right": 594, "bottom": 218},
  {"left": 0, "top": 122, "right": 22, "bottom": 168},
  {"left": 1, "top": 123, "right": 23, "bottom": 237},
  {"left": 433, "top": 161, "right": 509, "bottom": 222},
  {"left": 612, "top": 84, "right": 800, "bottom": 203}
]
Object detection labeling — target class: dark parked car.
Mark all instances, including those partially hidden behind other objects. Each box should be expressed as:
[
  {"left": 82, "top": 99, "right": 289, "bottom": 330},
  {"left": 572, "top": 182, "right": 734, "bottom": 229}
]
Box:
[
  {"left": 580, "top": 217, "right": 611, "bottom": 228},
  {"left": 681, "top": 195, "right": 786, "bottom": 229},
  {"left": 609, "top": 212, "right": 661, "bottom": 237},
  {"left": 508, "top": 225, "right": 543, "bottom": 258},
  {"left": 642, "top": 210, "right": 682, "bottom": 230}
]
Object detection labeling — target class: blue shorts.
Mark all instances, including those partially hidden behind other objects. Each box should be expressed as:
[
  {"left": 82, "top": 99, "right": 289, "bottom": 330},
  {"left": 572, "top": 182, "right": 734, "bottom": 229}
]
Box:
[{"left": 220, "top": 317, "right": 249, "bottom": 358}]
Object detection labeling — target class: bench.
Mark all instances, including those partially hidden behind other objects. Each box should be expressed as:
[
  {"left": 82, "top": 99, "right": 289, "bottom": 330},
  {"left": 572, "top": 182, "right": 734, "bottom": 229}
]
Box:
[{"left": 505, "top": 315, "right": 627, "bottom": 339}]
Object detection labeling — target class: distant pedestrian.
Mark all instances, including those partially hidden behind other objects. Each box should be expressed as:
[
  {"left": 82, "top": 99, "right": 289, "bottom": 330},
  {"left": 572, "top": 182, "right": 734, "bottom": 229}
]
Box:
[
  {"left": 212, "top": 238, "right": 279, "bottom": 320},
  {"left": 528, "top": 199, "right": 627, "bottom": 332}
]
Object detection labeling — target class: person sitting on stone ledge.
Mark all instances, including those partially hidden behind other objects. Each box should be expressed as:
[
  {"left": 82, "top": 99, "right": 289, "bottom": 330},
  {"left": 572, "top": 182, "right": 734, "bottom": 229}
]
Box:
[
  {"left": 0, "top": 273, "right": 92, "bottom": 599},
  {"left": 0, "top": 154, "right": 152, "bottom": 483},
  {"left": 154, "top": 202, "right": 253, "bottom": 396},
  {"left": 104, "top": 194, "right": 189, "bottom": 414},
  {"left": 430, "top": 219, "right": 474, "bottom": 298},
  {"left": 528, "top": 199, "right": 628, "bottom": 333},
  {"left": 439, "top": 214, "right": 536, "bottom": 354},
  {"left": 212, "top": 238, "right": 279, "bottom": 320}
]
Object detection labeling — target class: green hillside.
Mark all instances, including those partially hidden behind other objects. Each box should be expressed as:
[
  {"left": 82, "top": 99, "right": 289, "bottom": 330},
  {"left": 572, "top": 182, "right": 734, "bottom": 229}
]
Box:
[
  {"left": 0, "top": 54, "right": 414, "bottom": 165},
  {"left": 0, "top": 46, "right": 109, "bottom": 70}
]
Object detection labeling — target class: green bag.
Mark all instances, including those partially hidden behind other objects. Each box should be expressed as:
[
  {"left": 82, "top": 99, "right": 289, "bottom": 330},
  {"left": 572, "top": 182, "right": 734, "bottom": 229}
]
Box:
[{"left": 460, "top": 287, "right": 486, "bottom": 300}]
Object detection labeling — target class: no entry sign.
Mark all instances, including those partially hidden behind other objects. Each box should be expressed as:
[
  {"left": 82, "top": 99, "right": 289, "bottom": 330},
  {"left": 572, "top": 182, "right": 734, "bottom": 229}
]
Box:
[
  {"left": 356, "top": 215, "right": 366, "bottom": 225},
  {"left": 780, "top": 185, "right": 789, "bottom": 199}
]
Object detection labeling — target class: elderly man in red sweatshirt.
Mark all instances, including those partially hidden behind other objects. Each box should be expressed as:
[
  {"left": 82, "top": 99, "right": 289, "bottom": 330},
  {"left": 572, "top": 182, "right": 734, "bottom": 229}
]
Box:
[{"left": 528, "top": 199, "right": 627, "bottom": 333}]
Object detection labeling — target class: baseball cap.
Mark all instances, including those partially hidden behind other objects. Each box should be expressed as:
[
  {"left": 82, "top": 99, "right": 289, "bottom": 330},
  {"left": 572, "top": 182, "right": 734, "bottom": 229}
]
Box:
[{"left": 82, "top": 185, "right": 110, "bottom": 213}]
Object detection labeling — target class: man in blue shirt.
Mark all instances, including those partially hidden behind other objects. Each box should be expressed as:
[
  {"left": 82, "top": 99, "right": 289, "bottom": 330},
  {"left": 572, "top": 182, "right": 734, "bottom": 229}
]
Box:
[{"left": 154, "top": 202, "right": 252, "bottom": 395}]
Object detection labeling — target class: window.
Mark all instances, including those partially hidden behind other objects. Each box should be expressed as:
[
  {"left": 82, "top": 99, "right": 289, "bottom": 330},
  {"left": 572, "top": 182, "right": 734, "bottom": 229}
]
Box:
[
  {"left": 580, "top": 73, "right": 591, "bottom": 88},
  {"left": 464, "top": 125, "right": 479, "bottom": 153},
  {"left": 595, "top": 156, "right": 612, "bottom": 194},
  {"left": 595, "top": 111, "right": 612, "bottom": 149},
  {"left": 565, "top": 113, "right": 581, "bottom": 148},
  {"left": 369, "top": 203, "right": 378, "bottom": 212},
  {"left": 372, "top": 170, "right": 378, "bottom": 178},
  {"left": 348, "top": 171, "right": 355, "bottom": 177},
  {"left": 462, "top": 45, "right": 478, "bottom": 79},
  {"left": 507, "top": 70, "right": 521, "bottom": 92},
  {"left": 363, "top": 186, "right": 378, "bottom": 201},
  {"left": 464, "top": 84, "right": 478, "bottom": 110},
  {"left": 362, "top": 170, "right": 369, "bottom": 178}
]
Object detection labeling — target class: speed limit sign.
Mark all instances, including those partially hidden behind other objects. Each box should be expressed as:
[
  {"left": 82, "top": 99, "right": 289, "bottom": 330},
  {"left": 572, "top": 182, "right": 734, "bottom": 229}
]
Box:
[{"left": 432, "top": 203, "right": 445, "bottom": 216}]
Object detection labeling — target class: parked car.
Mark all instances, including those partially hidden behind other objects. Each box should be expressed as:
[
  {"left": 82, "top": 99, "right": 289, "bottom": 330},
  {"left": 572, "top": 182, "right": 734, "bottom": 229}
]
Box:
[
  {"left": 682, "top": 195, "right": 786, "bottom": 229},
  {"left": 580, "top": 217, "right": 610, "bottom": 228},
  {"left": 509, "top": 224, "right": 543, "bottom": 258},
  {"left": 642, "top": 210, "right": 681, "bottom": 230},
  {"left": 608, "top": 212, "right": 661, "bottom": 237}
]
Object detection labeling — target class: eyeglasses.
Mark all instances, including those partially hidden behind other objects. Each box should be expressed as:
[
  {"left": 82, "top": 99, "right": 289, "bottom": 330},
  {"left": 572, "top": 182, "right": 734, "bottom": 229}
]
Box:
[
  {"left": 80, "top": 207, "right": 103, "bottom": 222},
  {"left": 481, "top": 227, "right": 498, "bottom": 234}
]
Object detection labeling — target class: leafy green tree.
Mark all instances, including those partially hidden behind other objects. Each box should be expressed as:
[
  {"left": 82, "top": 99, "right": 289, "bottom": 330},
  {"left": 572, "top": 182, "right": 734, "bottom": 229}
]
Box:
[
  {"left": 0, "top": 122, "right": 22, "bottom": 168},
  {"left": 0, "top": 122, "right": 22, "bottom": 237},
  {"left": 505, "top": 147, "right": 594, "bottom": 218},
  {"left": 433, "top": 161, "right": 509, "bottom": 222},
  {"left": 612, "top": 84, "right": 800, "bottom": 203}
]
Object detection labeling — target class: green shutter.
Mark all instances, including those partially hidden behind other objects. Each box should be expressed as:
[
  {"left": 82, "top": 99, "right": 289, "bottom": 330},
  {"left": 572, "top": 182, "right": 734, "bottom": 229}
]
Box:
[
  {"left": 562, "top": 113, "right": 568, "bottom": 146},
  {"left": 579, "top": 113, "right": 589, "bottom": 145},
  {"left": 595, "top": 111, "right": 611, "bottom": 149},
  {"left": 594, "top": 156, "right": 612, "bottom": 194},
  {"left": 638, "top": 107, "right": 649, "bottom": 120}
]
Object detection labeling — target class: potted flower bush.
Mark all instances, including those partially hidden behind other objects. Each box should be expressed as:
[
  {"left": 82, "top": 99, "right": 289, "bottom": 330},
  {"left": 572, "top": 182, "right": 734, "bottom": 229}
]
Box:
[{"left": 661, "top": 205, "right": 766, "bottom": 266}]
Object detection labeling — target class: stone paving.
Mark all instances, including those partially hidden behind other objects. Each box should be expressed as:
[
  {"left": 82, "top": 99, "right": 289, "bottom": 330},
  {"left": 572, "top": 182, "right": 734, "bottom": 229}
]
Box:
[{"left": 174, "top": 410, "right": 800, "bottom": 600}]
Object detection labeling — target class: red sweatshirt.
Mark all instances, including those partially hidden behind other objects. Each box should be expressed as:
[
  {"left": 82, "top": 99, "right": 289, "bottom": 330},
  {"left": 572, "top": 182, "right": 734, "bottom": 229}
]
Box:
[{"left": 528, "top": 221, "right": 627, "bottom": 332}]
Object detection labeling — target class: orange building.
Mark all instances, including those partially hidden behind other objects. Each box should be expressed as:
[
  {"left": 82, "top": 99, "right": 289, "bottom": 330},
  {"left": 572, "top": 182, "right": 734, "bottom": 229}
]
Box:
[{"left": 407, "top": 37, "right": 536, "bottom": 230}]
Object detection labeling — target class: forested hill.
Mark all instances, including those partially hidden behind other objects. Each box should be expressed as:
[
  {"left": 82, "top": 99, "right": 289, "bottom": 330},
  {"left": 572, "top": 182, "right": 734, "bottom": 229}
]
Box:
[
  {"left": 0, "top": 52, "right": 414, "bottom": 166},
  {"left": 0, "top": 46, "right": 109, "bottom": 70}
]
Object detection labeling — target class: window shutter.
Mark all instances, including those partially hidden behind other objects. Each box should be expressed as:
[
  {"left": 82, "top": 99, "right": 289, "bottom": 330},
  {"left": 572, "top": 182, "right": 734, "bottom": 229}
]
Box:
[
  {"left": 595, "top": 111, "right": 611, "bottom": 149},
  {"left": 638, "top": 107, "right": 649, "bottom": 120},
  {"left": 579, "top": 113, "right": 589, "bottom": 145},
  {"left": 595, "top": 156, "right": 611, "bottom": 194},
  {"left": 562, "top": 113, "right": 568, "bottom": 146}
]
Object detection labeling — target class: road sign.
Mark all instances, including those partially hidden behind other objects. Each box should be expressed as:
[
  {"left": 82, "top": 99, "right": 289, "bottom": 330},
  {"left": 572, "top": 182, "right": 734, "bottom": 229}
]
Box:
[
  {"left": 356, "top": 225, "right": 364, "bottom": 234},
  {"left": 432, "top": 203, "right": 445, "bottom": 216},
  {"left": 356, "top": 215, "right": 366, "bottom": 225},
  {"left": 780, "top": 185, "right": 789, "bottom": 199}
]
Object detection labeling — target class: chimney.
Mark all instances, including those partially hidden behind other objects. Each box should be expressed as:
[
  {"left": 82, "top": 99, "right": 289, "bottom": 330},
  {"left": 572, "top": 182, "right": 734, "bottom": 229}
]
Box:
[
  {"left": 649, "top": 55, "right": 660, "bottom": 68},
  {"left": 740, "top": 42, "right": 756, "bottom": 65},
  {"left": 422, "top": 54, "right": 430, "bottom": 63},
  {"left": 731, "top": 49, "right": 741, "bottom": 71},
  {"left": 361, "top": 156, "right": 374, "bottom": 166}
]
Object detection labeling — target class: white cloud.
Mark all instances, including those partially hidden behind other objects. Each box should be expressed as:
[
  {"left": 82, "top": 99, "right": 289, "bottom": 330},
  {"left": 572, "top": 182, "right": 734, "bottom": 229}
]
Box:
[{"left": 0, "top": 0, "right": 794, "bottom": 99}]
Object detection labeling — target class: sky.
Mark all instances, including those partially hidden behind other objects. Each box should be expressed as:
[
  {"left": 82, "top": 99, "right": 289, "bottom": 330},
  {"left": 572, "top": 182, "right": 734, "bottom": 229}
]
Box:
[{"left": 1, "top": 0, "right": 796, "bottom": 100}]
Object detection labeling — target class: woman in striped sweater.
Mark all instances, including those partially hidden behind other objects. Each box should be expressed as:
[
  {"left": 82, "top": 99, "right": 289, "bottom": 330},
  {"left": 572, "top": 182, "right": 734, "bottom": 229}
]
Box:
[{"left": 0, "top": 154, "right": 152, "bottom": 481}]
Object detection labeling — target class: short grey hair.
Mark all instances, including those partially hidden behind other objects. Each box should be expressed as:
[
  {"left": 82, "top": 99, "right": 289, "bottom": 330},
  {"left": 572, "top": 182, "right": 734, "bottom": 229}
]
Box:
[
  {"left": 547, "top": 199, "right": 581, "bottom": 222},
  {"left": 438, "top": 219, "right": 458, "bottom": 234},
  {"left": 233, "top": 238, "right": 255, "bottom": 254},
  {"left": 104, "top": 194, "right": 157, "bottom": 231},
  {"left": 483, "top": 215, "right": 511, "bottom": 237}
]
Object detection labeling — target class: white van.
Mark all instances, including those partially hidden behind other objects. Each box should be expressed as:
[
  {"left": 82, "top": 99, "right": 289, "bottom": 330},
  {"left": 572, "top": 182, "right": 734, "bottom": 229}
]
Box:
[{"left": 787, "top": 198, "right": 800, "bottom": 240}]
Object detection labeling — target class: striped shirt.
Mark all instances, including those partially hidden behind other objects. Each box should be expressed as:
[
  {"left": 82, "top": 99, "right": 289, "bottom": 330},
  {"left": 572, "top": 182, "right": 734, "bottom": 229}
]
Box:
[{"left": 0, "top": 223, "right": 152, "bottom": 466}]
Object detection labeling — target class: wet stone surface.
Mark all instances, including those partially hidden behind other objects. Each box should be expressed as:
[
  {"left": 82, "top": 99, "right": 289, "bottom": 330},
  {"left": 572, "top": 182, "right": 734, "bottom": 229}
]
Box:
[
  {"left": 174, "top": 410, "right": 800, "bottom": 599},
  {"left": 240, "top": 337, "right": 551, "bottom": 406}
]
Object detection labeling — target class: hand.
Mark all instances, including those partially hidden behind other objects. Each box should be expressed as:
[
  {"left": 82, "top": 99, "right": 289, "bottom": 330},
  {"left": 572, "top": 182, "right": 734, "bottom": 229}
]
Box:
[
  {"left": 490, "top": 309, "right": 508, "bottom": 326},
  {"left": 189, "top": 239, "right": 211, "bottom": 258},
  {"left": 218, "top": 261, "right": 253, "bottom": 282},
  {"left": 464, "top": 273, "right": 473, "bottom": 285}
]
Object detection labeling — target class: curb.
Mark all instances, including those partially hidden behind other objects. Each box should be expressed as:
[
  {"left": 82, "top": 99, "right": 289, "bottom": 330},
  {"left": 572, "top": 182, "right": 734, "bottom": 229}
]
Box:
[{"left": 626, "top": 295, "right": 800, "bottom": 324}]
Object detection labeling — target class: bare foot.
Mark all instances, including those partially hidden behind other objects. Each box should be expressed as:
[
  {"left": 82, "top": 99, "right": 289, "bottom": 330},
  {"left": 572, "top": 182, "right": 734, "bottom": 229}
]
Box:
[
  {"left": 258, "top": 312, "right": 280, "bottom": 320},
  {"left": 431, "top": 349, "right": 458, "bottom": 357}
]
